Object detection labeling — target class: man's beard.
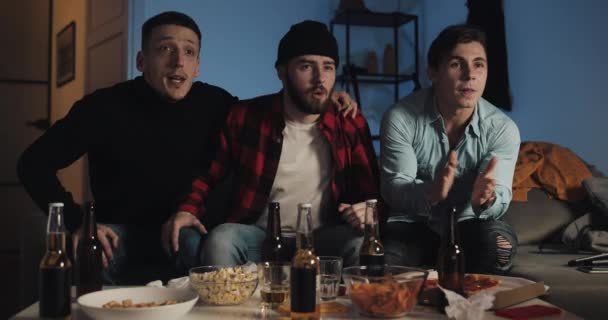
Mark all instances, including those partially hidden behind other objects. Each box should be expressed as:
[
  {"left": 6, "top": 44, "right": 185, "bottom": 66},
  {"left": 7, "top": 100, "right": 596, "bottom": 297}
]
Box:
[{"left": 285, "top": 72, "right": 334, "bottom": 115}]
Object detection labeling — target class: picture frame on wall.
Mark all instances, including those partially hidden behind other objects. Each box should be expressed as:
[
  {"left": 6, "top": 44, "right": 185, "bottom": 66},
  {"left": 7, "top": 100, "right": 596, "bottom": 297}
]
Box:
[{"left": 57, "top": 21, "right": 75, "bottom": 87}]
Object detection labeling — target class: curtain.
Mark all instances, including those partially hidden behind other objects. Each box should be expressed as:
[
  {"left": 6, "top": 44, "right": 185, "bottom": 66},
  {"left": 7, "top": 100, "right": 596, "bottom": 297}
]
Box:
[{"left": 467, "top": 0, "right": 512, "bottom": 111}]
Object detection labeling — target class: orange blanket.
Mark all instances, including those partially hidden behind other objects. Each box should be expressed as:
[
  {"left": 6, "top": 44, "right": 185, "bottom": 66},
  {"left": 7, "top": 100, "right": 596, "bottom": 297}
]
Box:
[{"left": 512, "top": 142, "right": 592, "bottom": 202}]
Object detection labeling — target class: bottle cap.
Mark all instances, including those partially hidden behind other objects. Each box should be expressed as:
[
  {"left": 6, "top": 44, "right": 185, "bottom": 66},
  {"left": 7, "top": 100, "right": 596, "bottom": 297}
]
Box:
[
  {"left": 49, "top": 202, "right": 64, "bottom": 207},
  {"left": 366, "top": 199, "right": 378, "bottom": 204},
  {"left": 298, "top": 203, "right": 312, "bottom": 208}
]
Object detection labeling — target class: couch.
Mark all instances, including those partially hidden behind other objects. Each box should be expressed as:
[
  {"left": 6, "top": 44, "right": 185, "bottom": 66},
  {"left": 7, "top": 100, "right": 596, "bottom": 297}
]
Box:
[{"left": 504, "top": 186, "right": 608, "bottom": 320}]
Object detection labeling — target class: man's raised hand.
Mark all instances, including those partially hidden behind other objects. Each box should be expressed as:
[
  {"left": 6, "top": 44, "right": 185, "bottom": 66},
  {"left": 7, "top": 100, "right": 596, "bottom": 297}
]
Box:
[{"left": 472, "top": 157, "right": 498, "bottom": 210}]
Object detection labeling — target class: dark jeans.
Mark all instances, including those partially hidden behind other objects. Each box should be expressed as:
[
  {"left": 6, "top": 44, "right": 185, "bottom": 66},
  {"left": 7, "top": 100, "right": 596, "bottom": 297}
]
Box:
[
  {"left": 102, "top": 225, "right": 204, "bottom": 284},
  {"left": 201, "top": 223, "right": 363, "bottom": 267},
  {"left": 383, "top": 219, "right": 518, "bottom": 274}
]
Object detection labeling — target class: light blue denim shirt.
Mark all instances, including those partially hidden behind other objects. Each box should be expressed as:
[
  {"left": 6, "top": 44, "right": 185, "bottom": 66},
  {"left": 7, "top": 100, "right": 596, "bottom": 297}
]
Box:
[{"left": 380, "top": 88, "right": 520, "bottom": 225}]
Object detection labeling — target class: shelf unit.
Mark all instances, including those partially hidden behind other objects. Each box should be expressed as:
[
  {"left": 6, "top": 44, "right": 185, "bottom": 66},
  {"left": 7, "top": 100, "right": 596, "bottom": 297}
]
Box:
[{"left": 330, "top": 10, "right": 421, "bottom": 105}]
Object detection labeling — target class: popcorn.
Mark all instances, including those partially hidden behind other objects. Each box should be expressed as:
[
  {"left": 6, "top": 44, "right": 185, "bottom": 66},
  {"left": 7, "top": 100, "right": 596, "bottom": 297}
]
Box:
[
  {"left": 190, "top": 266, "right": 258, "bottom": 305},
  {"left": 191, "top": 266, "right": 257, "bottom": 282},
  {"left": 102, "top": 299, "right": 180, "bottom": 308}
]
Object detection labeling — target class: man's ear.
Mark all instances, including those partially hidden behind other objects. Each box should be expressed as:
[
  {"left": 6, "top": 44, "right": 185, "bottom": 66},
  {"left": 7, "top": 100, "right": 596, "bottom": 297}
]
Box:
[
  {"left": 136, "top": 51, "right": 145, "bottom": 72},
  {"left": 276, "top": 65, "right": 286, "bottom": 82},
  {"left": 194, "top": 56, "right": 200, "bottom": 78}
]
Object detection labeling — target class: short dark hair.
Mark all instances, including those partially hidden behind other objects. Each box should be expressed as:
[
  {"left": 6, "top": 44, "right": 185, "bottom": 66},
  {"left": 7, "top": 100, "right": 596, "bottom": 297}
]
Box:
[
  {"left": 427, "top": 24, "right": 487, "bottom": 69},
  {"left": 141, "top": 11, "right": 201, "bottom": 51}
]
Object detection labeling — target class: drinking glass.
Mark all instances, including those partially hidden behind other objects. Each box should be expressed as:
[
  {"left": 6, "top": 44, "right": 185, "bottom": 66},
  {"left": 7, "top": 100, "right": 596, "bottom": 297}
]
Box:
[
  {"left": 258, "top": 262, "right": 290, "bottom": 309},
  {"left": 318, "top": 256, "right": 343, "bottom": 301}
]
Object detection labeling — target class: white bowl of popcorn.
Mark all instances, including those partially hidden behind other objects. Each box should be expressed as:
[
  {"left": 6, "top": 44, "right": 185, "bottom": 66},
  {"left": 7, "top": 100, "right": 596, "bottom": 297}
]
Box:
[{"left": 189, "top": 265, "right": 258, "bottom": 305}]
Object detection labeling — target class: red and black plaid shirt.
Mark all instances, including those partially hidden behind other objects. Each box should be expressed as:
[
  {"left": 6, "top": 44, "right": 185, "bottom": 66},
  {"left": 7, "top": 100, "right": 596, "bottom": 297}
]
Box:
[{"left": 179, "top": 91, "right": 380, "bottom": 224}]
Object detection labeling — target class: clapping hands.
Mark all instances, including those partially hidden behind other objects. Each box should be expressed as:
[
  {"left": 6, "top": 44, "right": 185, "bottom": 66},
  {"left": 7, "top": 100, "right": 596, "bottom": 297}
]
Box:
[{"left": 471, "top": 157, "right": 498, "bottom": 210}]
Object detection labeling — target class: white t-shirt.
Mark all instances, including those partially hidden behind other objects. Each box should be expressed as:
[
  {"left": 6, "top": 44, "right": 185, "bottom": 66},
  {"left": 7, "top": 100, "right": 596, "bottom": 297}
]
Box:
[{"left": 256, "top": 118, "right": 332, "bottom": 231}]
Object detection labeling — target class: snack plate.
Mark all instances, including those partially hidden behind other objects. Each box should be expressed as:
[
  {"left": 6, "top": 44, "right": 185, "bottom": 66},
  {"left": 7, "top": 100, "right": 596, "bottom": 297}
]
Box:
[{"left": 77, "top": 286, "right": 198, "bottom": 320}]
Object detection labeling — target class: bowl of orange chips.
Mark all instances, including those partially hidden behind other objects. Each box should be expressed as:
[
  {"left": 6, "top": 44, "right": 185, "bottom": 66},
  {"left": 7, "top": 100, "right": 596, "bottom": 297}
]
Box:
[{"left": 342, "top": 265, "right": 428, "bottom": 318}]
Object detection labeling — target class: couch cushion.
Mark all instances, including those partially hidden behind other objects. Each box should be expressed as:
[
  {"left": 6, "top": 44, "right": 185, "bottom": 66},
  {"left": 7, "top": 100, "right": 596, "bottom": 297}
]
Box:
[
  {"left": 504, "top": 189, "right": 579, "bottom": 245},
  {"left": 509, "top": 244, "right": 608, "bottom": 320},
  {"left": 584, "top": 177, "right": 608, "bottom": 216}
]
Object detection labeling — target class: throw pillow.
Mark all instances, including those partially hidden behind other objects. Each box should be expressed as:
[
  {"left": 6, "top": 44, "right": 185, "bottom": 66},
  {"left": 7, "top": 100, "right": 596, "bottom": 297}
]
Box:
[{"left": 504, "top": 188, "right": 579, "bottom": 245}]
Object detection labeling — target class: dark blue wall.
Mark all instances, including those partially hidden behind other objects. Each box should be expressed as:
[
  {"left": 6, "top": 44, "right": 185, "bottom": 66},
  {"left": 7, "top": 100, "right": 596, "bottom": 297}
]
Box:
[{"left": 129, "top": 0, "right": 608, "bottom": 173}]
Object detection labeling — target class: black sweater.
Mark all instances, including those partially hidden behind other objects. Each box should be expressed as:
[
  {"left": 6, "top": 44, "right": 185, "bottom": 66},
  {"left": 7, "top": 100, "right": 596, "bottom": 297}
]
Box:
[{"left": 17, "top": 77, "right": 237, "bottom": 231}]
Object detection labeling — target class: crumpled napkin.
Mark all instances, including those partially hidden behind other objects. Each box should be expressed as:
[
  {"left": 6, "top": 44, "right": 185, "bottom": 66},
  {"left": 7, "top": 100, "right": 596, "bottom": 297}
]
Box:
[
  {"left": 146, "top": 276, "right": 190, "bottom": 289},
  {"left": 243, "top": 261, "right": 258, "bottom": 273},
  {"left": 439, "top": 285, "right": 495, "bottom": 320}
]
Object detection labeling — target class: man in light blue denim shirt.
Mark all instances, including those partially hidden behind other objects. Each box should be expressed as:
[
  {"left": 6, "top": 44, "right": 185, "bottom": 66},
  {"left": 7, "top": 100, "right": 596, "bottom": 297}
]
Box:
[{"left": 380, "top": 25, "right": 520, "bottom": 274}]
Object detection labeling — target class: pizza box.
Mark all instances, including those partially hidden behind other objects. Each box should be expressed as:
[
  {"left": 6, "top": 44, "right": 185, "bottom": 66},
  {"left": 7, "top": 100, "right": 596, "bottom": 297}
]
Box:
[
  {"left": 422, "top": 271, "right": 548, "bottom": 310},
  {"left": 491, "top": 280, "right": 547, "bottom": 310}
]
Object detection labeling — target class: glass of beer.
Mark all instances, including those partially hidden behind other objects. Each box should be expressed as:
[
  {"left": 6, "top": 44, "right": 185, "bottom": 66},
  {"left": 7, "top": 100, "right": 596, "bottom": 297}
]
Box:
[{"left": 258, "top": 261, "right": 290, "bottom": 309}]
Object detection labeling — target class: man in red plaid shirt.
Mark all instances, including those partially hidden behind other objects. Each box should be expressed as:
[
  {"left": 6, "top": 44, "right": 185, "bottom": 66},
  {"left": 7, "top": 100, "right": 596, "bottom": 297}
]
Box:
[{"left": 174, "top": 20, "right": 379, "bottom": 266}]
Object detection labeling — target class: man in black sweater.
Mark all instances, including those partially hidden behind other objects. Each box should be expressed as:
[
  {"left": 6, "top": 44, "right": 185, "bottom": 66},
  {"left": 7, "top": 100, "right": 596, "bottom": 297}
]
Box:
[
  {"left": 18, "top": 11, "right": 356, "bottom": 283},
  {"left": 17, "top": 12, "right": 234, "bottom": 283}
]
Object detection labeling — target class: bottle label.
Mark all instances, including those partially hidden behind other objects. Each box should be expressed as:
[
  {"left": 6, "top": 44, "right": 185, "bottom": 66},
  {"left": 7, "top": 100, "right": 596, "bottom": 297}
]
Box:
[{"left": 290, "top": 267, "right": 317, "bottom": 313}]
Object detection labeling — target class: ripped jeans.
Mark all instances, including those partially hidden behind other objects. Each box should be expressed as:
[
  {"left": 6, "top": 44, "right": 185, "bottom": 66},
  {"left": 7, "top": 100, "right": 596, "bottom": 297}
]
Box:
[{"left": 383, "top": 219, "right": 518, "bottom": 274}]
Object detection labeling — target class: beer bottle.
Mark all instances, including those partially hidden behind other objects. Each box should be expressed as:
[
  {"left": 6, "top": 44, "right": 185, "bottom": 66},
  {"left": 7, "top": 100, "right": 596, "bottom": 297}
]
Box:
[
  {"left": 39, "top": 202, "right": 72, "bottom": 318},
  {"left": 76, "top": 201, "right": 103, "bottom": 297},
  {"left": 290, "top": 203, "right": 320, "bottom": 319},
  {"left": 359, "top": 199, "right": 385, "bottom": 267},
  {"left": 437, "top": 206, "right": 465, "bottom": 311},
  {"left": 261, "top": 202, "right": 286, "bottom": 263}
]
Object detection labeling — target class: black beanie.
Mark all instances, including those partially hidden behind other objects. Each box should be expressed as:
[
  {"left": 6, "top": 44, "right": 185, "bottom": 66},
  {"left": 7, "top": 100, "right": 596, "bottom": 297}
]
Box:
[{"left": 275, "top": 20, "right": 339, "bottom": 67}]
